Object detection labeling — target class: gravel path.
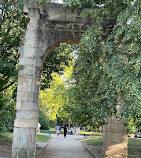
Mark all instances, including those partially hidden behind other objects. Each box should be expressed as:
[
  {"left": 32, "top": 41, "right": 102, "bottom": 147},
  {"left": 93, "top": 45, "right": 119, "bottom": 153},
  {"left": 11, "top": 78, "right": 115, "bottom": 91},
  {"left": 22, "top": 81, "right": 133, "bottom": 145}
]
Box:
[{"left": 41, "top": 134, "right": 94, "bottom": 158}]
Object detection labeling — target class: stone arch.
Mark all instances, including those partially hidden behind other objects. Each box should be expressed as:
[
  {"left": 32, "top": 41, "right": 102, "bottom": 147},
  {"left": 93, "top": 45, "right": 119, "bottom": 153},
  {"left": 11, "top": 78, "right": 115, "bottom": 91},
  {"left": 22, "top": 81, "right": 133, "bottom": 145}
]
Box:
[
  {"left": 12, "top": 1, "right": 127, "bottom": 158},
  {"left": 42, "top": 38, "right": 80, "bottom": 63}
]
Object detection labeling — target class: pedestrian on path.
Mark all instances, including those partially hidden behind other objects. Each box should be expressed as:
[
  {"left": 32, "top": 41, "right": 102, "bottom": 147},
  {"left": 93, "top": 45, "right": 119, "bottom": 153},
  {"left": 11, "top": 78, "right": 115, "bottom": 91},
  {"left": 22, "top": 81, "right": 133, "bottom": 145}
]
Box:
[
  {"left": 37, "top": 122, "right": 41, "bottom": 133},
  {"left": 64, "top": 125, "right": 67, "bottom": 138},
  {"left": 70, "top": 126, "right": 73, "bottom": 135},
  {"left": 56, "top": 125, "right": 60, "bottom": 136}
]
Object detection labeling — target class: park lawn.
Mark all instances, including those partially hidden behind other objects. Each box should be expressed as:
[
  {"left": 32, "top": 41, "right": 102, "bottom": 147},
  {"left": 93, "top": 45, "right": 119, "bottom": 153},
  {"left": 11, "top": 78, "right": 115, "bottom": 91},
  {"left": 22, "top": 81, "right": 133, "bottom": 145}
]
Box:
[
  {"left": 84, "top": 136, "right": 141, "bottom": 158},
  {"left": 36, "top": 133, "right": 51, "bottom": 142},
  {"left": 0, "top": 132, "right": 50, "bottom": 143},
  {"left": 84, "top": 136, "right": 102, "bottom": 146},
  {"left": 84, "top": 136, "right": 141, "bottom": 147},
  {"left": 79, "top": 131, "right": 102, "bottom": 136},
  {"left": 128, "top": 138, "right": 141, "bottom": 158},
  {"left": 128, "top": 138, "right": 141, "bottom": 147},
  {"left": 0, "top": 132, "right": 13, "bottom": 142}
]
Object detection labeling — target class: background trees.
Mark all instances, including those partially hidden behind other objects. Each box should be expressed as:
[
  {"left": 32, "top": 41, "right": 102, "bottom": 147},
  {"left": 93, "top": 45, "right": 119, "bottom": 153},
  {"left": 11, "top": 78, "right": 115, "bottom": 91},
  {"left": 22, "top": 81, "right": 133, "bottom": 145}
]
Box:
[
  {"left": 39, "top": 52, "right": 74, "bottom": 128},
  {"left": 0, "top": 0, "right": 140, "bottom": 132},
  {"left": 0, "top": 0, "right": 28, "bottom": 132},
  {"left": 0, "top": 0, "right": 73, "bottom": 132},
  {"left": 65, "top": 0, "right": 141, "bottom": 130}
]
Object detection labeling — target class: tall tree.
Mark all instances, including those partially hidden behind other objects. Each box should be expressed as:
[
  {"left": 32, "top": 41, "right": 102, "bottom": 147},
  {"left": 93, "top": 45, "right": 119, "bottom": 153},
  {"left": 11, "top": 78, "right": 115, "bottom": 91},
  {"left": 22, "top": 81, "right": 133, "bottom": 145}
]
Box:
[
  {"left": 65, "top": 0, "right": 141, "bottom": 128},
  {"left": 0, "top": 0, "right": 28, "bottom": 132},
  {"left": 40, "top": 56, "right": 74, "bottom": 125},
  {"left": 0, "top": 0, "right": 73, "bottom": 132}
]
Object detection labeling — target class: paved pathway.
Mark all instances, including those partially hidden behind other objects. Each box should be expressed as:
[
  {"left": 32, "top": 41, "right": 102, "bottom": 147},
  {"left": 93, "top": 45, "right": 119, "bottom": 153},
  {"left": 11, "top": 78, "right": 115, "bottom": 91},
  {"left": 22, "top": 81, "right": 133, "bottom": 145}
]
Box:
[{"left": 40, "top": 134, "right": 94, "bottom": 158}]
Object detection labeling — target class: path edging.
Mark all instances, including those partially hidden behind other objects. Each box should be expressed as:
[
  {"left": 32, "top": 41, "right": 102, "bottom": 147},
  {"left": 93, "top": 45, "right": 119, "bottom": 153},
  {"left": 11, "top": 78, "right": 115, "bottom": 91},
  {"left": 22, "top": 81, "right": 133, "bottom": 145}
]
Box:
[
  {"left": 82, "top": 141, "right": 96, "bottom": 158},
  {"left": 35, "top": 137, "right": 52, "bottom": 158}
]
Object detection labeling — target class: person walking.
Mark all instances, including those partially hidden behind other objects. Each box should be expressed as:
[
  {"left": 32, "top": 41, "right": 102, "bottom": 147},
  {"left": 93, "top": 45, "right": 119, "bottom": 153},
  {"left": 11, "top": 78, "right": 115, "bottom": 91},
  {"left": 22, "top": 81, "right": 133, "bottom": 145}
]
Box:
[
  {"left": 64, "top": 125, "right": 67, "bottom": 138},
  {"left": 56, "top": 125, "right": 60, "bottom": 136},
  {"left": 37, "top": 122, "right": 41, "bottom": 133},
  {"left": 70, "top": 126, "right": 73, "bottom": 135}
]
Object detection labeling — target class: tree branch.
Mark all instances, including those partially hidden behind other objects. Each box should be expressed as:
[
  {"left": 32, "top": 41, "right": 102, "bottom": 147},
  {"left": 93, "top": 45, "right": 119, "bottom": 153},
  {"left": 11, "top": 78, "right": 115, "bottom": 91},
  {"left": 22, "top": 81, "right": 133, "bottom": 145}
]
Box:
[{"left": 0, "top": 80, "right": 15, "bottom": 92}]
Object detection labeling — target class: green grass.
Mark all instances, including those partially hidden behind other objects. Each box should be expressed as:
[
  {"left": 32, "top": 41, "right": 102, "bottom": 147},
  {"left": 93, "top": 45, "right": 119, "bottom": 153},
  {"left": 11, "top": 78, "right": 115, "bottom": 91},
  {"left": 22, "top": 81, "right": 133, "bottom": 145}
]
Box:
[
  {"left": 84, "top": 137, "right": 102, "bottom": 146},
  {"left": 36, "top": 134, "right": 51, "bottom": 142},
  {"left": 0, "top": 132, "right": 13, "bottom": 142},
  {"left": 128, "top": 138, "right": 141, "bottom": 147},
  {"left": 128, "top": 138, "right": 141, "bottom": 158},
  {"left": 79, "top": 131, "right": 102, "bottom": 136},
  {"left": 84, "top": 136, "right": 141, "bottom": 148},
  {"left": 0, "top": 132, "right": 50, "bottom": 143}
]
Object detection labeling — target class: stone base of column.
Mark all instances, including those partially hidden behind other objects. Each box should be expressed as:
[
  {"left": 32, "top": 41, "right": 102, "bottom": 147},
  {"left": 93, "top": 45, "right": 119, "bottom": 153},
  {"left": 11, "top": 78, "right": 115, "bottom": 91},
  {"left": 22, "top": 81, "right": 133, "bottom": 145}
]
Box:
[
  {"left": 102, "top": 116, "right": 128, "bottom": 158},
  {"left": 12, "top": 127, "right": 36, "bottom": 158}
]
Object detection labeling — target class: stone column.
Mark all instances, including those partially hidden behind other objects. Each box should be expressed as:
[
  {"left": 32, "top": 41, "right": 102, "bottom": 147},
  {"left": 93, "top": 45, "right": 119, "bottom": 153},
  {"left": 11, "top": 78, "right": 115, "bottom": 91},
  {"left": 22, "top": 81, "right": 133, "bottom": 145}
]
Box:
[
  {"left": 102, "top": 103, "right": 128, "bottom": 158},
  {"left": 12, "top": 8, "right": 42, "bottom": 158}
]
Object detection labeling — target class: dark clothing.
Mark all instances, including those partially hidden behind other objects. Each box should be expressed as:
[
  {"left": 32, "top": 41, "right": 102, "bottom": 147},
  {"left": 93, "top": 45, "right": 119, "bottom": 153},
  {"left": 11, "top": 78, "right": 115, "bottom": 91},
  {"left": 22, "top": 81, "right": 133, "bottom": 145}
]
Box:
[
  {"left": 64, "top": 127, "right": 67, "bottom": 138},
  {"left": 64, "top": 132, "right": 67, "bottom": 137}
]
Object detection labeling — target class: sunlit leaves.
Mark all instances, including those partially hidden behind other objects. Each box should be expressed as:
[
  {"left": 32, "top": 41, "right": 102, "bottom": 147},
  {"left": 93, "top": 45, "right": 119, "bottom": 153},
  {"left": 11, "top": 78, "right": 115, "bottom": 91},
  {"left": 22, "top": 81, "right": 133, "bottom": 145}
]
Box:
[
  {"left": 67, "top": 0, "right": 141, "bottom": 129},
  {"left": 105, "top": 1, "right": 141, "bottom": 127},
  {"left": 40, "top": 61, "right": 74, "bottom": 122}
]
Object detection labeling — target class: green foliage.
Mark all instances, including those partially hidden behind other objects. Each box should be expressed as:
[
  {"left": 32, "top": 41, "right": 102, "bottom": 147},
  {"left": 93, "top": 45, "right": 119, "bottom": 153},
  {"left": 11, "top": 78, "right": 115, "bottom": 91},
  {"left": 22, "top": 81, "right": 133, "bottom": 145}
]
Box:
[
  {"left": 0, "top": 1, "right": 73, "bottom": 132},
  {"left": 40, "top": 64, "right": 73, "bottom": 124},
  {"left": 63, "top": 0, "right": 131, "bottom": 18},
  {"left": 0, "top": 85, "right": 16, "bottom": 133},
  {"left": 41, "top": 44, "right": 73, "bottom": 90},
  {"left": 0, "top": 0, "right": 28, "bottom": 93},
  {"left": 40, "top": 47, "right": 74, "bottom": 126},
  {"left": 38, "top": 105, "right": 50, "bottom": 130},
  {"left": 0, "top": 0, "right": 27, "bottom": 133},
  {"left": 66, "top": 0, "right": 141, "bottom": 129},
  {"left": 105, "top": 1, "right": 141, "bottom": 126},
  {"left": 127, "top": 119, "right": 137, "bottom": 134},
  {"left": 66, "top": 27, "right": 107, "bottom": 127},
  {"left": 29, "top": 0, "right": 51, "bottom": 4}
]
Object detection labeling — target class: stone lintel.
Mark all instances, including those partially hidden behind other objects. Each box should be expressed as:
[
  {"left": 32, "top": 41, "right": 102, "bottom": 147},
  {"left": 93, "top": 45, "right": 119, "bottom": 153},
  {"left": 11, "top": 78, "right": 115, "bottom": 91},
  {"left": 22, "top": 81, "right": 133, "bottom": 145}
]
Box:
[
  {"left": 14, "top": 119, "right": 37, "bottom": 128},
  {"left": 24, "top": 2, "right": 94, "bottom": 25},
  {"left": 16, "top": 111, "right": 37, "bottom": 119}
]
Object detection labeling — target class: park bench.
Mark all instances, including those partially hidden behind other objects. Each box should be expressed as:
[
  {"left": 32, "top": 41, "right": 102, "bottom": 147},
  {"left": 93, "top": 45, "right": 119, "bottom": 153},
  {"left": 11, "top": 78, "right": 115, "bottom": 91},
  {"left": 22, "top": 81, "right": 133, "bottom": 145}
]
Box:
[{"left": 45, "top": 130, "right": 56, "bottom": 136}]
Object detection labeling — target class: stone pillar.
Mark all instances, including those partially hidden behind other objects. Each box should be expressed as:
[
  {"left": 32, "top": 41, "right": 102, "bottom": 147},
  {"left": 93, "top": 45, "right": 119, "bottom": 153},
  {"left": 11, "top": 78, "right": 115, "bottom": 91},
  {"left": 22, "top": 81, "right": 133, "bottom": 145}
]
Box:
[
  {"left": 102, "top": 103, "right": 128, "bottom": 158},
  {"left": 12, "top": 8, "right": 42, "bottom": 158}
]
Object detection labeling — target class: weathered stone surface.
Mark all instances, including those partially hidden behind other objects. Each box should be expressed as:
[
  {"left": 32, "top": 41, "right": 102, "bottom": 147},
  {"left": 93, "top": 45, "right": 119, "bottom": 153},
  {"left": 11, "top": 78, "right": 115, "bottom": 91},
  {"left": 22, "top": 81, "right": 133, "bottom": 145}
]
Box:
[
  {"left": 16, "top": 111, "right": 37, "bottom": 119},
  {"left": 19, "top": 47, "right": 43, "bottom": 57},
  {"left": 28, "top": 8, "right": 40, "bottom": 20},
  {"left": 105, "top": 143, "right": 127, "bottom": 158},
  {"left": 14, "top": 119, "right": 37, "bottom": 128},
  {"left": 23, "top": 101, "right": 38, "bottom": 111},
  {"left": 12, "top": 127, "right": 36, "bottom": 158},
  {"left": 21, "top": 92, "right": 33, "bottom": 102},
  {"left": 22, "top": 83, "right": 34, "bottom": 92},
  {"left": 19, "top": 57, "right": 36, "bottom": 67},
  {"left": 102, "top": 115, "right": 128, "bottom": 158},
  {"left": 16, "top": 91, "right": 22, "bottom": 101},
  {"left": 16, "top": 101, "right": 22, "bottom": 110}
]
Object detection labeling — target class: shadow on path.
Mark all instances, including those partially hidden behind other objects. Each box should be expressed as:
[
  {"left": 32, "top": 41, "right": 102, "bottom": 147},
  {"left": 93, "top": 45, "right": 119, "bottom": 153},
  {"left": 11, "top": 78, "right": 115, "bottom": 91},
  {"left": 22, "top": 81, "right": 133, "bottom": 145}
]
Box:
[{"left": 38, "top": 134, "right": 94, "bottom": 158}]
